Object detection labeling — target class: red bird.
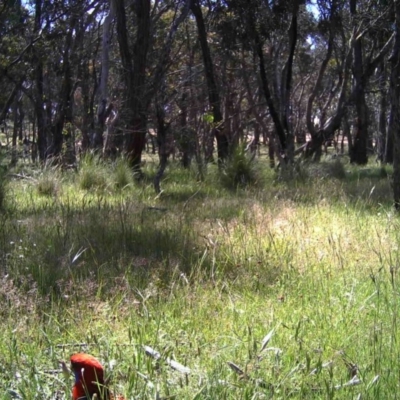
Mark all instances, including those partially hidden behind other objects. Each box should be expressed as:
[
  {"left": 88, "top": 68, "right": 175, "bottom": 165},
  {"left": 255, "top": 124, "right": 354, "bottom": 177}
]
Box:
[{"left": 70, "top": 353, "right": 123, "bottom": 400}]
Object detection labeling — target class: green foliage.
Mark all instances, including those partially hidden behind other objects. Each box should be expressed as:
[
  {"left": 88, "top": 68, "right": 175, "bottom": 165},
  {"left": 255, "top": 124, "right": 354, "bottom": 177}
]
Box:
[
  {"left": 220, "top": 144, "right": 259, "bottom": 189},
  {"left": 78, "top": 152, "right": 108, "bottom": 191},
  {"left": 35, "top": 167, "right": 60, "bottom": 197},
  {"left": 203, "top": 112, "right": 214, "bottom": 124},
  {"left": 113, "top": 157, "right": 133, "bottom": 190}
]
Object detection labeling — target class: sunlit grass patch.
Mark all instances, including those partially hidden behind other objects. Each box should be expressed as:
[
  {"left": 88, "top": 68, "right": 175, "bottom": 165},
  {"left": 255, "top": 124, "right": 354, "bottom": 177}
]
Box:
[
  {"left": 0, "top": 157, "right": 398, "bottom": 398},
  {"left": 78, "top": 152, "right": 109, "bottom": 191}
]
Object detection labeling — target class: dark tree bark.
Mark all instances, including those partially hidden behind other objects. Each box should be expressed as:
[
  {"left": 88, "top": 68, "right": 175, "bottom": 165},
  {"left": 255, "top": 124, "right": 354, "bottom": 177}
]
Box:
[
  {"left": 125, "top": 0, "right": 150, "bottom": 172},
  {"left": 190, "top": 0, "right": 229, "bottom": 163},
  {"left": 113, "top": 0, "right": 149, "bottom": 172},
  {"left": 305, "top": 0, "right": 353, "bottom": 161},
  {"left": 386, "top": 109, "right": 394, "bottom": 164},
  {"left": 0, "top": 80, "right": 23, "bottom": 125},
  {"left": 32, "top": 0, "right": 48, "bottom": 161},
  {"left": 377, "top": 60, "right": 388, "bottom": 163},
  {"left": 10, "top": 91, "right": 22, "bottom": 166},
  {"left": 349, "top": 0, "right": 394, "bottom": 164},
  {"left": 390, "top": 2, "right": 400, "bottom": 209},
  {"left": 349, "top": 0, "right": 368, "bottom": 165},
  {"left": 49, "top": 18, "right": 75, "bottom": 158},
  {"left": 114, "top": 0, "right": 189, "bottom": 174},
  {"left": 242, "top": 0, "right": 299, "bottom": 161},
  {"left": 281, "top": 0, "right": 300, "bottom": 160},
  {"left": 97, "top": 0, "right": 115, "bottom": 153},
  {"left": 177, "top": 89, "right": 195, "bottom": 168},
  {"left": 254, "top": 32, "right": 287, "bottom": 155}
]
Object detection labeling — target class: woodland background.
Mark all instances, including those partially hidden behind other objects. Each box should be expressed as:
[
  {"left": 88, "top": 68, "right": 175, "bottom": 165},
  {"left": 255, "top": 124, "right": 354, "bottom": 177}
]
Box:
[
  {"left": 2, "top": 1, "right": 400, "bottom": 399},
  {"left": 1, "top": 0, "right": 400, "bottom": 196}
]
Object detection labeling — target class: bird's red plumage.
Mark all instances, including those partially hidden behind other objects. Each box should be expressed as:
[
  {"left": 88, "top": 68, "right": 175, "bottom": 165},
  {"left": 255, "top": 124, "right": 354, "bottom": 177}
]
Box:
[{"left": 70, "top": 353, "right": 109, "bottom": 400}]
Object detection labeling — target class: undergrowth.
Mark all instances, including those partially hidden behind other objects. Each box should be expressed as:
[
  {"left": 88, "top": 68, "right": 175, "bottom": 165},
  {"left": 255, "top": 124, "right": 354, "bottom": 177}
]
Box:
[{"left": 0, "top": 156, "right": 397, "bottom": 399}]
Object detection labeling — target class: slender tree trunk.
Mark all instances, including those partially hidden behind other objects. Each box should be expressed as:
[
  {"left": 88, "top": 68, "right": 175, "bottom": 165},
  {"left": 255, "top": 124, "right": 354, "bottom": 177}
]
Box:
[
  {"left": 177, "top": 90, "right": 195, "bottom": 168},
  {"left": 377, "top": 60, "right": 387, "bottom": 163},
  {"left": 255, "top": 35, "right": 286, "bottom": 154},
  {"left": 154, "top": 86, "right": 170, "bottom": 194},
  {"left": 191, "top": 0, "right": 229, "bottom": 163},
  {"left": 0, "top": 80, "right": 23, "bottom": 125},
  {"left": 281, "top": 0, "right": 299, "bottom": 162},
  {"left": 11, "top": 92, "right": 21, "bottom": 166},
  {"left": 386, "top": 112, "right": 394, "bottom": 163},
  {"left": 97, "top": 0, "right": 115, "bottom": 152},
  {"left": 33, "top": 0, "right": 48, "bottom": 161},
  {"left": 49, "top": 17, "right": 75, "bottom": 159}
]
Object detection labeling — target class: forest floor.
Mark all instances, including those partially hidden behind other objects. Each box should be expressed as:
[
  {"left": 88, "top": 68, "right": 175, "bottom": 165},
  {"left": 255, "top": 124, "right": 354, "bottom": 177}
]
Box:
[{"left": 0, "top": 152, "right": 398, "bottom": 399}]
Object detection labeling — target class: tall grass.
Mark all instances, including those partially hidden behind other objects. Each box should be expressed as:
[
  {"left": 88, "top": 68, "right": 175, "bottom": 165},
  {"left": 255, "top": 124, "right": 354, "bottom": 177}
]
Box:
[{"left": 0, "top": 157, "right": 397, "bottom": 399}]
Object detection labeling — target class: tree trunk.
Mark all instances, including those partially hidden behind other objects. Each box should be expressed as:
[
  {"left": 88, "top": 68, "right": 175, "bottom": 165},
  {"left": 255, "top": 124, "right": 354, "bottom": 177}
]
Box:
[
  {"left": 281, "top": 0, "right": 299, "bottom": 162},
  {"left": 390, "top": 2, "right": 400, "bottom": 208},
  {"left": 305, "top": 1, "right": 353, "bottom": 161},
  {"left": 11, "top": 92, "right": 21, "bottom": 166},
  {"left": 97, "top": 0, "right": 115, "bottom": 152},
  {"left": 255, "top": 35, "right": 286, "bottom": 154},
  {"left": 349, "top": 0, "right": 394, "bottom": 164},
  {"left": 114, "top": 0, "right": 150, "bottom": 172},
  {"left": 49, "top": 17, "right": 75, "bottom": 159},
  {"left": 154, "top": 88, "right": 170, "bottom": 194},
  {"left": 349, "top": 0, "right": 368, "bottom": 164},
  {"left": 191, "top": 0, "right": 229, "bottom": 163},
  {"left": 385, "top": 111, "right": 394, "bottom": 164},
  {"left": 33, "top": 0, "right": 48, "bottom": 161},
  {"left": 377, "top": 60, "right": 387, "bottom": 163}
]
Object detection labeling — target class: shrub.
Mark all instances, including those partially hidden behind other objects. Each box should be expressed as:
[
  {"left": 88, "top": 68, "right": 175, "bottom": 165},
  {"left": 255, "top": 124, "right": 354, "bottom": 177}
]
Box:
[
  {"left": 78, "top": 152, "right": 108, "bottom": 190},
  {"left": 220, "top": 144, "right": 259, "bottom": 189},
  {"left": 113, "top": 157, "right": 133, "bottom": 190},
  {"left": 36, "top": 169, "right": 60, "bottom": 197}
]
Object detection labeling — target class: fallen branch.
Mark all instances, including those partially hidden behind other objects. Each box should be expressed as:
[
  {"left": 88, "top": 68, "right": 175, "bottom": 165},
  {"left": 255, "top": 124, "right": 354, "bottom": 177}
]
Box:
[{"left": 144, "top": 345, "right": 191, "bottom": 374}]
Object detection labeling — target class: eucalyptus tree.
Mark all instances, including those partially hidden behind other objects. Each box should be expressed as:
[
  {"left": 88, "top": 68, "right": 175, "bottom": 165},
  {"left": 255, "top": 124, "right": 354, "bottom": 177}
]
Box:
[
  {"left": 112, "top": 0, "right": 190, "bottom": 173},
  {"left": 220, "top": 0, "right": 308, "bottom": 164},
  {"left": 304, "top": 0, "right": 354, "bottom": 160},
  {"left": 348, "top": 0, "right": 394, "bottom": 165},
  {"left": 190, "top": 0, "right": 230, "bottom": 163},
  {"left": 27, "top": 0, "right": 103, "bottom": 160},
  {"left": 389, "top": 1, "right": 400, "bottom": 208},
  {"left": 0, "top": 0, "right": 30, "bottom": 126}
]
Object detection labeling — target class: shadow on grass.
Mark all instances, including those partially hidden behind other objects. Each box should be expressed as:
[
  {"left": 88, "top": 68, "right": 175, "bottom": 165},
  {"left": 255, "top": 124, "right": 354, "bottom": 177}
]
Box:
[
  {"left": 332, "top": 163, "right": 393, "bottom": 210},
  {"left": 274, "top": 160, "right": 394, "bottom": 210},
  {"left": 0, "top": 200, "right": 206, "bottom": 296},
  {"left": 158, "top": 189, "right": 209, "bottom": 204}
]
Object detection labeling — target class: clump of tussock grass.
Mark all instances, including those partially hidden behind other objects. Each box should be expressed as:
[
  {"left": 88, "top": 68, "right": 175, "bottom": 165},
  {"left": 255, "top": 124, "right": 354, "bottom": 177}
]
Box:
[
  {"left": 307, "top": 158, "right": 347, "bottom": 180},
  {"left": 275, "top": 159, "right": 310, "bottom": 184},
  {"left": 337, "top": 163, "right": 393, "bottom": 209},
  {"left": 113, "top": 156, "right": 133, "bottom": 190},
  {"left": 78, "top": 152, "right": 108, "bottom": 190},
  {"left": 219, "top": 144, "right": 260, "bottom": 189},
  {"left": 35, "top": 167, "right": 61, "bottom": 197}
]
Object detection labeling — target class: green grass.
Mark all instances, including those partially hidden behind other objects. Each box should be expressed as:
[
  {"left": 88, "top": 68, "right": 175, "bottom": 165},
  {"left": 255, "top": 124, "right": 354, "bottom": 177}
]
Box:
[{"left": 0, "top": 156, "right": 398, "bottom": 399}]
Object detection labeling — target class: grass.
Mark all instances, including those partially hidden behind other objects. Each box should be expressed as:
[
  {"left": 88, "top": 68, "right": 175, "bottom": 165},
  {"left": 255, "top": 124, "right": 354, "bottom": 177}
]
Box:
[{"left": 0, "top": 155, "right": 398, "bottom": 399}]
